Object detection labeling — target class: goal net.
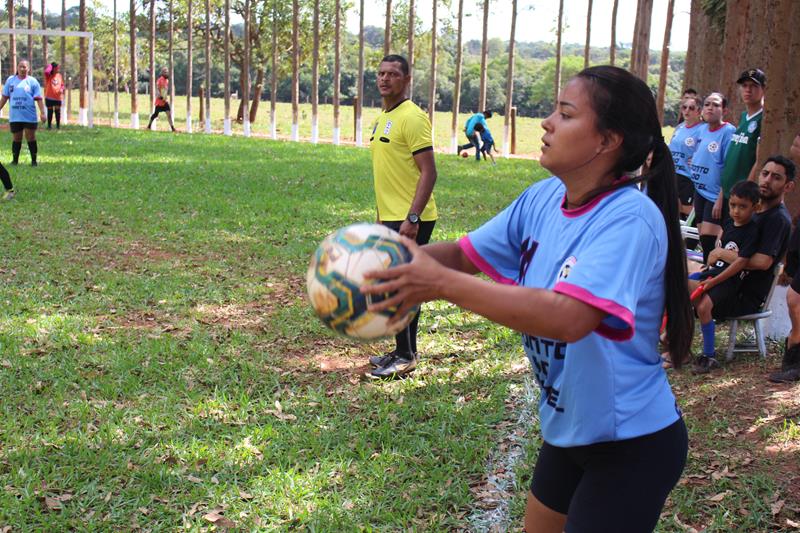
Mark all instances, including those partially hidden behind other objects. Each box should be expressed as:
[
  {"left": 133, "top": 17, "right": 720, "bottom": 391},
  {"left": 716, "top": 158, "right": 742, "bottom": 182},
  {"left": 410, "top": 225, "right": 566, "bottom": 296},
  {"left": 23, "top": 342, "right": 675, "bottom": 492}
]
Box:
[{"left": 0, "top": 28, "right": 94, "bottom": 128}]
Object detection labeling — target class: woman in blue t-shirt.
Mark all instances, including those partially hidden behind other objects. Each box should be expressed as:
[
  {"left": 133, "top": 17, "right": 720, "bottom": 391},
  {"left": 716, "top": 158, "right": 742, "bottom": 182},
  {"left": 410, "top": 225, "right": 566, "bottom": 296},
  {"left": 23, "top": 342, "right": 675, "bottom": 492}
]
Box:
[
  {"left": 363, "top": 66, "right": 693, "bottom": 532},
  {"left": 0, "top": 60, "right": 46, "bottom": 166}
]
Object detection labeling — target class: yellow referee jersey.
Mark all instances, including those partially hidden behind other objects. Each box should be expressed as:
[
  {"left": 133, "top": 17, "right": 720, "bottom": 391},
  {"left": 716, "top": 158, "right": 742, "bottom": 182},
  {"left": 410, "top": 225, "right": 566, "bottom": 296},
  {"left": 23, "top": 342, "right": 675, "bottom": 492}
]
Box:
[{"left": 369, "top": 99, "right": 438, "bottom": 222}]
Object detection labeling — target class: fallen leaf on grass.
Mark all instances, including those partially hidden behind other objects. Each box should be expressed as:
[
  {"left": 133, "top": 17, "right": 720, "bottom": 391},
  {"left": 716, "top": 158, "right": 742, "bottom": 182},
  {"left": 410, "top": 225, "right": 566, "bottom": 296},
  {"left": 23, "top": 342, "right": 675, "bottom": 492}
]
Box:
[
  {"left": 238, "top": 490, "right": 253, "bottom": 500},
  {"left": 672, "top": 513, "right": 700, "bottom": 533},
  {"left": 786, "top": 518, "right": 800, "bottom": 528},
  {"left": 707, "top": 490, "right": 733, "bottom": 502},
  {"left": 187, "top": 475, "right": 203, "bottom": 484},
  {"left": 1, "top": 526, "right": 11, "bottom": 533},
  {"left": 771, "top": 499, "right": 785, "bottom": 516},
  {"left": 203, "top": 510, "right": 235, "bottom": 529},
  {"left": 43, "top": 496, "right": 62, "bottom": 511}
]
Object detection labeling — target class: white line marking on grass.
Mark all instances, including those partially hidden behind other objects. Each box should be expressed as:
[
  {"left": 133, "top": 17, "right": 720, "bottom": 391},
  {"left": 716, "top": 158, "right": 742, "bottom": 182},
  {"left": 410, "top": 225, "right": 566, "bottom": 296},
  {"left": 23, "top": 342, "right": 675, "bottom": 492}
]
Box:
[{"left": 467, "top": 376, "right": 539, "bottom": 532}]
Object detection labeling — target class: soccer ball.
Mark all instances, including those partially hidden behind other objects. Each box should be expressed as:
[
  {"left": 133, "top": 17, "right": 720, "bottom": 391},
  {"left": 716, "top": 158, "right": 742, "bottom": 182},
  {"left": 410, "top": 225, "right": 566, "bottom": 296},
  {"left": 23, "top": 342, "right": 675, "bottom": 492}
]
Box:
[
  {"left": 460, "top": 151, "right": 469, "bottom": 158},
  {"left": 306, "top": 223, "right": 418, "bottom": 339}
]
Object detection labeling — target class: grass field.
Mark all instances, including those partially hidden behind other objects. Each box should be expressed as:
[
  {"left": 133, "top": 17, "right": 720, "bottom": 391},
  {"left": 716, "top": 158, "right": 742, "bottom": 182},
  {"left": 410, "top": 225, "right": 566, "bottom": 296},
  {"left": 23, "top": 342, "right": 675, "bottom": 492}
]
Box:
[{"left": 0, "top": 126, "right": 797, "bottom": 531}]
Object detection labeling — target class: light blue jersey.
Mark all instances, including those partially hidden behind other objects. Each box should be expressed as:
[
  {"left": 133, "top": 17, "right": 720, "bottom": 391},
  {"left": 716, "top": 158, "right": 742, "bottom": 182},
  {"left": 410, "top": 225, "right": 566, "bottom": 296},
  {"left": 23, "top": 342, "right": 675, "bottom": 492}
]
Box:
[
  {"left": 465, "top": 113, "right": 488, "bottom": 136},
  {"left": 2, "top": 75, "right": 42, "bottom": 123},
  {"left": 669, "top": 121, "right": 702, "bottom": 177},
  {"left": 689, "top": 122, "right": 735, "bottom": 202},
  {"left": 460, "top": 177, "right": 680, "bottom": 447}
]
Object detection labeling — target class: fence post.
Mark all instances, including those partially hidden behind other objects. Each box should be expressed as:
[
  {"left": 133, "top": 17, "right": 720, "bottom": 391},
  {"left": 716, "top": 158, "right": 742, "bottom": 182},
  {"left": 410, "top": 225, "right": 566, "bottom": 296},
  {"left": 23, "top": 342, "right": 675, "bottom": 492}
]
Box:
[{"left": 511, "top": 106, "right": 517, "bottom": 155}]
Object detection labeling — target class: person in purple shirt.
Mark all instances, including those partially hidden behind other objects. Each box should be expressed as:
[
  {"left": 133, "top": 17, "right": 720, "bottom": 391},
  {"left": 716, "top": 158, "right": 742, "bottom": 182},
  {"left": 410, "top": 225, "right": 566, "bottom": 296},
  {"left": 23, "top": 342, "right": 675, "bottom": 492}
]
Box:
[{"left": 363, "top": 66, "right": 692, "bottom": 532}]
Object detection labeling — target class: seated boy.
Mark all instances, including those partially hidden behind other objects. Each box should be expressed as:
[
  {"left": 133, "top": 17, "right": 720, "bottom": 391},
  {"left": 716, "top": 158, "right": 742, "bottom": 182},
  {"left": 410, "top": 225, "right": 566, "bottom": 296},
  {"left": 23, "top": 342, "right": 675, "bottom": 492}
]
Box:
[
  {"left": 691, "top": 180, "right": 761, "bottom": 374},
  {"left": 473, "top": 123, "right": 497, "bottom": 165}
]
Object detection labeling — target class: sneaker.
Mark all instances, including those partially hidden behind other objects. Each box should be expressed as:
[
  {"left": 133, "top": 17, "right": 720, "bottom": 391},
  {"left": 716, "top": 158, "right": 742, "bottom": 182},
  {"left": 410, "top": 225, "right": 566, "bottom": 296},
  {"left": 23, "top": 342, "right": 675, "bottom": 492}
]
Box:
[
  {"left": 31, "top": 161, "right": 37, "bottom": 167},
  {"left": 768, "top": 366, "right": 800, "bottom": 383},
  {"left": 2, "top": 189, "right": 15, "bottom": 200},
  {"left": 369, "top": 354, "right": 417, "bottom": 379},
  {"left": 369, "top": 350, "right": 408, "bottom": 368},
  {"left": 692, "top": 355, "right": 720, "bottom": 375}
]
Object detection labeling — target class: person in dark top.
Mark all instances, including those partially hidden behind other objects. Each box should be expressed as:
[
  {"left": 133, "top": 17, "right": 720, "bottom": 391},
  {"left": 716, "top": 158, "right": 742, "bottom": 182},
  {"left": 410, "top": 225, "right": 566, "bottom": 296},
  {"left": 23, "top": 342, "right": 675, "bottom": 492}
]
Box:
[
  {"left": 770, "top": 140, "right": 800, "bottom": 383},
  {"left": 694, "top": 156, "right": 794, "bottom": 373},
  {"left": 690, "top": 180, "right": 760, "bottom": 373}
]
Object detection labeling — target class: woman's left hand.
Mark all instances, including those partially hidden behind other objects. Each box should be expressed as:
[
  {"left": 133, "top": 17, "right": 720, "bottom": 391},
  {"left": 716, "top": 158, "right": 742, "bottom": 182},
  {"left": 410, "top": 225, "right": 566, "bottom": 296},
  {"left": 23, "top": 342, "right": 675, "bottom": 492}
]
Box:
[{"left": 361, "top": 237, "right": 447, "bottom": 323}]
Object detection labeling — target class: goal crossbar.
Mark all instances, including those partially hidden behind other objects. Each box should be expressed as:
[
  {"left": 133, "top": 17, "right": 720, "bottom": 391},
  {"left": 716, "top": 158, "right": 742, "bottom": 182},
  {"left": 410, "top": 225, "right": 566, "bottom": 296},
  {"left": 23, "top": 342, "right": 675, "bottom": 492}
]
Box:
[{"left": 0, "top": 28, "right": 95, "bottom": 128}]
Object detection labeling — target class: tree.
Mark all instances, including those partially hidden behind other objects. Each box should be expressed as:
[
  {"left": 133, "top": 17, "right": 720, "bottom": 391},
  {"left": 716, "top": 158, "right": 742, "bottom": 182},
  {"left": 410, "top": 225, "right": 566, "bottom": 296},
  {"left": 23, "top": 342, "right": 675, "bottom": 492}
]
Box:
[
  {"left": 554, "top": 0, "right": 563, "bottom": 104},
  {"left": 268, "top": 0, "right": 275, "bottom": 138},
  {"left": 719, "top": 0, "right": 751, "bottom": 122},
  {"left": 356, "top": 0, "right": 364, "bottom": 145},
  {"left": 130, "top": 0, "right": 137, "bottom": 127},
  {"left": 224, "top": 0, "right": 231, "bottom": 134},
  {"left": 450, "top": 0, "right": 463, "bottom": 152},
  {"left": 204, "top": 0, "right": 211, "bottom": 132},
  {"left": 27, "top": 0, "right": 32, "bottom": 64},
  {"left": 383, "top": 0, "right": 391, "bottom": 56},
  {"left": 242, "top": 0, "right": 250, "bottom": 135},
  {"left": 9, "top": 0, "right": 16, "bottom": 73},
  {"left": 186, "top": 0, "right": 193, "bottom": 132},
  {"left": 584, "top": 0, "right": 592, "bottom": 69},
  {"left": 333, "top": 0, "right": 341, "bottom": 144},
  {"left": 149, "top": 0, "right": 156, "bottom": 115},
  {"left": 41, "top": 0, "right": 47, "bottom": 64},
  {"left": 610, "top": 0, "right": 618, "bottom": 65},
  {"left": 407, "top": 0, "right": 414, "bottom": 98},
  {"left": 504, "top": 0, "right": 517, "bottom": 155},
  {"left": 630, "top": 0, "right": 653, "bottom": 81},
  {"left": 478, "top": 0, "right": 489, "bottom": 111},
  {"left": 79, "top": 0, "right": 87, "bottom": 122},
  {"left": 428, "top": 0, "right": 437, "bottom": 125},
  {"left": 169, "top": 0, "right": 175, "bottom": 105},
  {"left": 311, "top": 0, "right": 320, "bottom": 143},
  {"left": 113, "top": 0, "right": 119, "bottom": 126},
  {"left": 656, "top": 0, "right": 674, "bottom": 124},
  {"left": 291, "top": 0, "right": 299, "bottom": 140}
]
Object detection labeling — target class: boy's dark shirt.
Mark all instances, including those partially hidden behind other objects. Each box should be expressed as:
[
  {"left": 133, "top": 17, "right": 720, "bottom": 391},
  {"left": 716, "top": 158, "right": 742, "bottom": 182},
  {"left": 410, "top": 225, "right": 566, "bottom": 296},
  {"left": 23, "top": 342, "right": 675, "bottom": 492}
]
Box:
[{"left": 699, "top": 218, "right": 758, "bottom": 280}]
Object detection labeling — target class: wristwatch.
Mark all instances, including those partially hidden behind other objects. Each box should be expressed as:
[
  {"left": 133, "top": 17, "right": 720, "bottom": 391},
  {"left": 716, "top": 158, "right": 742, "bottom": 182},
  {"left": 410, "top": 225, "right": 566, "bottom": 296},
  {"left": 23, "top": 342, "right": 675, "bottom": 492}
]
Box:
[{"left": 406, "top": 212, "right": 420, "bottom": 224}]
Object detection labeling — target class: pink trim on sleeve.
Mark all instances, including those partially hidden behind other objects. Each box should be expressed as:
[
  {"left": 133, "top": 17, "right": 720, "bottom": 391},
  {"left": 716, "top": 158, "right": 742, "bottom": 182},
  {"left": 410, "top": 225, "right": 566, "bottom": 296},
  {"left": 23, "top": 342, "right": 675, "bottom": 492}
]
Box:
[
  {"left": 458, "top": 235, "right": 517, "bottom": 285},
  {"left": 553, "top": 281, "right": 634, "bottom": 341}
]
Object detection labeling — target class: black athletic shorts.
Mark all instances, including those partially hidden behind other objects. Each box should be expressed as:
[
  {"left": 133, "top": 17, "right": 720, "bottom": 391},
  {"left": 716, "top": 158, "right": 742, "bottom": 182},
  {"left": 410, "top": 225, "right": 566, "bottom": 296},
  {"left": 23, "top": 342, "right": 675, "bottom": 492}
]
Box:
[
  {"left": 677, "top": 174, "right": 695, "bottom": 206},
  {"left": 708, "top": 277, "right": 761, "bottom": 320},
  {"left": 791, "top": 275, "right": 800, "bottom": 295},
  {"left": 9, "top": 121, "right": 37, "bottom": 133},
  {"left": 693, "top": 192, "right": 721, "bottom": 226},
  {"left": 45, "top": 98, "right": 61, "bottom": 108},
  {"left": 531, "top": 418, "right": 688, "bottom": 533},
  {"left": 153, "top": 104, "right": 171, "bottom": 113}
]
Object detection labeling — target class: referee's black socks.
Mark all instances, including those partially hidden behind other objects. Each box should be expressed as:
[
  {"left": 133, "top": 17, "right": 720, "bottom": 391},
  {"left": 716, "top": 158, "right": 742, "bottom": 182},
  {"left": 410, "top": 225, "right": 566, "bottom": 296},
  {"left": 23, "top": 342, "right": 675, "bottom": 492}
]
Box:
[{"left": 11, "top": 141, "right": 21, "bottom": 164}]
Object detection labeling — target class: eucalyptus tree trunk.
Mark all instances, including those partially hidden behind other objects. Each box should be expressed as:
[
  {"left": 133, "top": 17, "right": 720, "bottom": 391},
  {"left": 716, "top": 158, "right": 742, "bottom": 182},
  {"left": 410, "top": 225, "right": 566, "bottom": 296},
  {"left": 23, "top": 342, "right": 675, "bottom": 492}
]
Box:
[
  {"left": 610, "top": 0, "right": 619, "bottom": 65},
  {"left": 130, "top": 0, "right": 138, "bottom": 128},
  {"left": 148, "top": 0, "right": 156, "bottom": 117},
  {"left": 9, "top": 0, "right": 16, "bottom": 74},
  {"left": 27, "top": 0, "right": 32, "bottom": 64},
  {"left": 630, "top": 0, "right": 654, "bottom": 81},
  {"left": 186, "top": 0, "right": 193, "bottom": 132},
  {"left": 224, "top": 0, "right": 231, "bottom": 134},
  {"left": 584, "top": 0, "right": 593, "bottom": 69},
  {"left": 79, "top": 0, "right": 87, "bottom": 124},
  {"left": 242, "top": 0, "right": 250, "bottom": 135},
  {"left": 407, "top": 0, "right": 414, "bottom": 98},
  {"left": 383, "top": 0, "right": 391, "bottom": 55},
  {"left": 169, "top": 0, "right": 174, "bottom": 104},
  {"left": 333, "top": 0, "right": 341, "bottom": 144},
  {"left": 113, "top": 0, "right": 119, "bottom": 127},
  {"left": 554, "top": 0, "right": 563, "bottom": 105},
  {"left": 204, "top": 0, "right": 211, "bottom": 132},
  {"left": 478, "top": 0, "right": 488, "bottom": 111},
  {"left": 311, "top": 0, "right": 320, "bottom": 143},
  {"left": 504, "top": 0, "right": 517, "bottom": 156},
  {"left": 450, "top": 0, "right": 463, "bottom": 153},
  {"left": 428, "top": 0, "right": 437, "bottom": 125},
  {"left": 268, "top": 0, "right": 276, "bottom": 138},
  {"left": 356, "top": 0, "right": 364, "bottom": 145},
  {"left": 291, "top": 0, "right": 299, "bottom": 141},
  {"left": 656, "top": 0, "right": 675, "bottom": 125},
  {"left": 41, "top": 0, "right": 47, "bottom": 64}
]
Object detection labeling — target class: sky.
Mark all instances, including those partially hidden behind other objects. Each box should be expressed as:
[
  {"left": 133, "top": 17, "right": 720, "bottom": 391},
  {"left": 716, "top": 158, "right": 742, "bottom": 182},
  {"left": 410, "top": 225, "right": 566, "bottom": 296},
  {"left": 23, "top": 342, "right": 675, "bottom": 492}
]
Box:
[{"left": 76, "top": 0, "right": 691, "bottom": 53}]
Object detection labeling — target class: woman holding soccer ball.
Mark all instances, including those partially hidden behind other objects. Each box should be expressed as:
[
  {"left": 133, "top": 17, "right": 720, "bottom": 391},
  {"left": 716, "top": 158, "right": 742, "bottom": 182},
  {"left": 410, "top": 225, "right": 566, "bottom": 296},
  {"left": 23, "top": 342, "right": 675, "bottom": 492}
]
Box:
[{"left": 363, "top": 66, "right": 693, "bottom": 532}]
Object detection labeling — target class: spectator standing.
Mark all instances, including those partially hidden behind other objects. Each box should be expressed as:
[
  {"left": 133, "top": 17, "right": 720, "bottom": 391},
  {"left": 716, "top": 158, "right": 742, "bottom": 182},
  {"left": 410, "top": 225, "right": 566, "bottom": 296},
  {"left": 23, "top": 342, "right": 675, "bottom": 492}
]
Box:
[{"left": 43, "top": 62, "right": 64, "bottom": 130}]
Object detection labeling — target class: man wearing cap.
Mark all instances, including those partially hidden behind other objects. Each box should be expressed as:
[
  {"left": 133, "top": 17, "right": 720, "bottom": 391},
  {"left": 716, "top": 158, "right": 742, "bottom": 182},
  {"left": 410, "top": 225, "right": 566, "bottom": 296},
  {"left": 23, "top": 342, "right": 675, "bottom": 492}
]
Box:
[{"left": 715, "top": 68, "right": 766, "bottom": 220}]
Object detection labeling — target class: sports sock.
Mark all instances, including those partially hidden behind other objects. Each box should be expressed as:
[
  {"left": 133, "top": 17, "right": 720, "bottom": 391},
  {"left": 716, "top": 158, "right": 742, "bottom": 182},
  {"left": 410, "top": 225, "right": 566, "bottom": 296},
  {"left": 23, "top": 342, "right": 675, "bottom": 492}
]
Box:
[
  {"left": 11, "top": 141, "right": 21, "bottom": 164},
  {"left": 701, "top": 321, "right": 716, "bottom": 357},
  {"left": 0, "top": 163, "right": 12, "bottom": 190},
  {"left": 47, "top": 108, "right": 54, "bottom": 127},
  {"left": 700, "top": 235, "right": 717, "bottom": 264},
  {"left": 55, "top": 108, "right": 61, "bottom": 128},
  {"left": 27, "top": 141, "right": 37, "bottom": 164}
]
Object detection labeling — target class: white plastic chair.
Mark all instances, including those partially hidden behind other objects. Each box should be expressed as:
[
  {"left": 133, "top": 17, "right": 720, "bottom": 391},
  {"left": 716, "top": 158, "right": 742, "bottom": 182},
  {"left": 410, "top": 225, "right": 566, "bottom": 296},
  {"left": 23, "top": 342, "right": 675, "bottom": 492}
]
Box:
[{"left": 723, "top": 263, "right": 783, "bottom": 361}]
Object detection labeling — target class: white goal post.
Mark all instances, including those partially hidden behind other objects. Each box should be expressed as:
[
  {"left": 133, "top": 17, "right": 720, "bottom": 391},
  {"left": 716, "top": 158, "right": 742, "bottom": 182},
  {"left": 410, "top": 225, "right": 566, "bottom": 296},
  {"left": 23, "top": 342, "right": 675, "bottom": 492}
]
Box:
[{"left": 0, "top": 28, "right": 94, "bottom": 128}]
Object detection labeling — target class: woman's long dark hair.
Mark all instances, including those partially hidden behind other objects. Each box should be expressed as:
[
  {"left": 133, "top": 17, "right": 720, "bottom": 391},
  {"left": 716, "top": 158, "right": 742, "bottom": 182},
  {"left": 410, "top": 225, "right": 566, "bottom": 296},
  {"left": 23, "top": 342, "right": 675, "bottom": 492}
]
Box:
[{"left": 576, "top": 65, "right": 694, "bottom": 366}]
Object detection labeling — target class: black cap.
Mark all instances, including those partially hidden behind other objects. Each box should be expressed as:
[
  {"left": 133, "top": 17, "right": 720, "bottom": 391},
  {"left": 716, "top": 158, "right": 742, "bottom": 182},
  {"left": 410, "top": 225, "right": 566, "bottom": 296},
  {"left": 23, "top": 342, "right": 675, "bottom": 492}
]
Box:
[{"left": 736, "top": 68, "right": 766, "bottom": 87}]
